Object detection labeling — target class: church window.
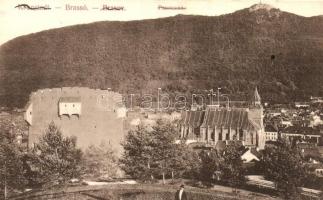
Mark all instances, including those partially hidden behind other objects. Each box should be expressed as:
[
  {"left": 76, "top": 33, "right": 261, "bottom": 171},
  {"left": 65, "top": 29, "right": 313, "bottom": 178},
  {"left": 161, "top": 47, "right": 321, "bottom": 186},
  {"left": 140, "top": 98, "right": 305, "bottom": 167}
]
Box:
[{"left": 219, "top": 127, "right": 223, "bottom": 140}]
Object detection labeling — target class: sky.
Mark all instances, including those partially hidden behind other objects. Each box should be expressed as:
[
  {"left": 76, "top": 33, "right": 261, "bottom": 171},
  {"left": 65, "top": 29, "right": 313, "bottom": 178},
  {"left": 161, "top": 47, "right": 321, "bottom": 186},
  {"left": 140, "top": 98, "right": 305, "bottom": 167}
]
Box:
[{"left": 0, "top": 0, "right": 323, "bottom": 45}]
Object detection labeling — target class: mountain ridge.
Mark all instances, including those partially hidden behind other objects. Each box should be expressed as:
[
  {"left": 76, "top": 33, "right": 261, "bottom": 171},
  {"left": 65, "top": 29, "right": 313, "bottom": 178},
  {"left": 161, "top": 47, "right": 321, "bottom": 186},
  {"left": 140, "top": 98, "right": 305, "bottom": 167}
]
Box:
[{"left": 0, "top": 4, "right": 323, "bottom": 108}]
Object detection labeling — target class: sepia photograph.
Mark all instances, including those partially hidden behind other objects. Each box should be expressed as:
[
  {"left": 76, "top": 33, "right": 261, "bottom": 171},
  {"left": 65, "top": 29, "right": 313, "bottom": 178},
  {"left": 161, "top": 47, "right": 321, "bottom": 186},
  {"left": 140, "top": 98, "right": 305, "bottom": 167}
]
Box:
[{"left": 0, "top": 0, "right": 323, "bottom": 199}]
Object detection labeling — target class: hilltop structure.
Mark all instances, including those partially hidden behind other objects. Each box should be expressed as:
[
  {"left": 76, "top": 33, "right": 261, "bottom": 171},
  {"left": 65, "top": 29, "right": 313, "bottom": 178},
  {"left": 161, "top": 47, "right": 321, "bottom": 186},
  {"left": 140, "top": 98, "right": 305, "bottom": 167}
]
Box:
[
  {"left": 179, "top": 88, "right": 266, "bottom": 150},
  {"left": 24, "top": 87, "right": 126, "bottom": 154}
]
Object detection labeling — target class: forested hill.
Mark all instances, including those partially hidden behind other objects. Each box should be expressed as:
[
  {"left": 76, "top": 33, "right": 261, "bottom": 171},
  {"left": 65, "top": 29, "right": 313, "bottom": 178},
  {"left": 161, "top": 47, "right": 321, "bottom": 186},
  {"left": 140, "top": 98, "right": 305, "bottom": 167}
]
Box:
[{"left": 0, "top": 4, "right": 323, "bottom": 108}]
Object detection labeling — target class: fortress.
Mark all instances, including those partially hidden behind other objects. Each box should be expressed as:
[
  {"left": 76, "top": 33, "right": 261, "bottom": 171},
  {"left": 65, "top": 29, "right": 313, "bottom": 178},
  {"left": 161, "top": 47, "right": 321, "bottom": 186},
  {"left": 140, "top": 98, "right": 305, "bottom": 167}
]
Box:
[{"left": 24, "top": 87, "right": 126, "bottom": 154}]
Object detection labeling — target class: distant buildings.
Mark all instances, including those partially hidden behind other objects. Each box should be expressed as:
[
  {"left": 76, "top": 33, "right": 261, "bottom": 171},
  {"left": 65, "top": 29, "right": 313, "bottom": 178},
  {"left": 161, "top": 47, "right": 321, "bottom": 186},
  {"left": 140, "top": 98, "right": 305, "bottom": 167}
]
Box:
[
  {"left": 281, "top": 126, "right": 321, "bottom": 145},
  {"left": 310, "top": 96, "right": 323, "bottom": 103},
  {"left": 24, "top": 87, "right": 126, "bottom": 154},
  {"left": 295, "top": 102, "right": 310, "bottom": 108},
  {"left": 178, "top": 88, "right": 266, "bottom": 150}
]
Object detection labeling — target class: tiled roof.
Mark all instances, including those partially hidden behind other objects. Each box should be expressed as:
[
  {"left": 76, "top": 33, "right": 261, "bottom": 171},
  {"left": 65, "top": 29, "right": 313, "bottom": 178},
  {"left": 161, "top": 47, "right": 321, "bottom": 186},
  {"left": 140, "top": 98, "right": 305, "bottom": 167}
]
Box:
[
  {"left": 179, "top": 111, "right": 204, "bottom": 128},
  {"left": 283, "top": 126, "right": 321, "bottom": 136},
  {"left": 59, "top": 97, "right": 81, "bottom": 103},
  {"left": 265, "top": 124, "right": 278, "bottom": 132},
  {"left": 202, "top": 108, "right": 259, "bottom": 131},
  {"left": 180, "top": 107, "right": 262, "bottom": 132}
]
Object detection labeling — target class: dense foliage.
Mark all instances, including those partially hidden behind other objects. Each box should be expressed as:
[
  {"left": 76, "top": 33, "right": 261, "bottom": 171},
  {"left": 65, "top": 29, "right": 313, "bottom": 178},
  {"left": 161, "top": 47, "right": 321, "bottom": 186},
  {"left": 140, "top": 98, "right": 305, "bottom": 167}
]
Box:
[
  {"left": 199, "top": 142, "right": 246, "bottom": 190},
  {"left": 26, "top": 122, "right": 83, "bottom": 187},
  {"left": 120, "top": 119, "right": 198, "bottom": 182},
  {"left": 260, "top": 139, "right": 310, "bottom": 199},
  {"left": 1, "top": 7, "right": 323, "bottom": 108},
  {"left": 220, "top": 142, "right": 246, "bottom": 190},
  {"left": 83, "top": 142, "right": 122, "bottom": 180},
  {"left": 199, "top": 149, "right": 223, "bottom": 182},
  {"left": 0, "top": 128, "right": 27, "bottom": 198}
]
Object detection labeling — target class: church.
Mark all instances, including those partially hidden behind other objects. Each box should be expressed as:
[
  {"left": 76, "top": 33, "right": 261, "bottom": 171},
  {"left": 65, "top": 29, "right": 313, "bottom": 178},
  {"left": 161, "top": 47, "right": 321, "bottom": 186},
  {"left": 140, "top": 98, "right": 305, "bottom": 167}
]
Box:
[{"left": 179, "top": 88, "right": 266, "bottom": 150}]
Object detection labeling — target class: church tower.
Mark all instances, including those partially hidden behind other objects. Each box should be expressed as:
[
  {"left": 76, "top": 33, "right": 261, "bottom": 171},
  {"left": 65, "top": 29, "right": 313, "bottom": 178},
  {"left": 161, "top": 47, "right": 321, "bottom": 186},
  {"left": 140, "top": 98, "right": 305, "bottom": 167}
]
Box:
[
  {"left": 253, "top": 87, "right": 261, "bottom": 107},
  {"left": 248, "top": 87, "right": 265, "bottom": 149}
]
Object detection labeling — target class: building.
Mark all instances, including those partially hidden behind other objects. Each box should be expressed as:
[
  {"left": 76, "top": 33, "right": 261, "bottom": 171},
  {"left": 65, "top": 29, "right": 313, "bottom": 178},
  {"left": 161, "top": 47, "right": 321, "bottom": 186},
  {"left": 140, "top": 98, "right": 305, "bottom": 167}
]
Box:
[
  {"left": 179, "top": 88, "right": 266, "bottom": 150},
  {"left": 295, "top": 102, "right": 310, "bottom": 108},
  {"left": 241, "top": 148, "right": 261, "bottom": 163},
  {"left": 281, "top": 126, "right": 321, "bottom": 145},
  {"left": 24, "top": 87, "right": 126, "bottom": 154},
  {"left": 265, "top": 124, "right": 279, "bottom": 141},
  {"left": 310, "top": 96, "right": 323, "bottom": 103}
]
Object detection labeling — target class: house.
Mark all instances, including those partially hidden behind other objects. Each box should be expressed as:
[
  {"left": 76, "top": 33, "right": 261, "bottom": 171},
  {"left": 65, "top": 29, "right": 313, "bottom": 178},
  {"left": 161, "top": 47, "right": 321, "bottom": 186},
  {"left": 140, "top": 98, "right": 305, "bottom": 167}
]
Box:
[
  {"left": 241, "top": 148, "right": 261, "bottom": 163},
  {"left": 265, "top": 124, "right": 279, "bottom": 141}
]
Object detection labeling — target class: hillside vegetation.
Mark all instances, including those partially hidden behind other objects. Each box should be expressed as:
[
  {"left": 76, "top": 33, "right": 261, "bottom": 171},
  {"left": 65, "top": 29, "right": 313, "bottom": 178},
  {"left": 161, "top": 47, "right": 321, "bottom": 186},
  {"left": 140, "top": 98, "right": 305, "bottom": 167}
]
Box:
[{"left": 0, "top": 4, "right": 323, "bottom": 107}]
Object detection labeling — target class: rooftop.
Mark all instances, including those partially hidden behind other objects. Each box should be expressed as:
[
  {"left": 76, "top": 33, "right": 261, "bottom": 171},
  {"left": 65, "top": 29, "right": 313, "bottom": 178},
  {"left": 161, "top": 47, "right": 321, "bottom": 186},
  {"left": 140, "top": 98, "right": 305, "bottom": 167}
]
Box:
[{"left": 283, "top": 126, "right": 321, "bottom": 136}]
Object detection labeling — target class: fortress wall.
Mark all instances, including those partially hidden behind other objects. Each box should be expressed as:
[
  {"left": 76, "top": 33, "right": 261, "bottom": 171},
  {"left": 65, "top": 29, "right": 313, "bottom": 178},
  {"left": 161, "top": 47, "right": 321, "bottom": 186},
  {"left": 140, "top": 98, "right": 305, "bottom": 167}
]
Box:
[{"left": 28, "top": 87, "right": 125, "bottom": 154}]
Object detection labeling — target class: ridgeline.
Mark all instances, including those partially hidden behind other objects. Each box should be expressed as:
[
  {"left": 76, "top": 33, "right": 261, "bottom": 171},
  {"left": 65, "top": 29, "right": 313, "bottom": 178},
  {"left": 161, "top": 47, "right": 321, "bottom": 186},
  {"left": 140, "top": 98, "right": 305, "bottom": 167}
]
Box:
[{"left": 1, "top": 4, "right": 323, "bottom": 108}]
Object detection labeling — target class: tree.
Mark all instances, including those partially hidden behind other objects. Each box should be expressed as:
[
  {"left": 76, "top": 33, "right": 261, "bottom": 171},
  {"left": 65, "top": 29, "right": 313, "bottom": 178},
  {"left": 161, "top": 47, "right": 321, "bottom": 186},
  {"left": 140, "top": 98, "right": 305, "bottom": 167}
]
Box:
[
  {"left": 120, "top": 119, "right": 195, "bottom": 182},
  {"left": 150, "top": 119, "right": 182, "bottom": 184},
  {"left": 0, "top": 129, "right": 27, "bottom": 199},
  {"left": 169, "top": 143, "right": 200, "bottom": 180},
  {"left": 120, "top": 125, "right": 154, "bottom": 181},
  {"left": 261, "top": 139, "right": 309, "bottom": 199},
  {"left": 26, "top": 122, "right": 83, "bottom": 187},
  {"left": 83, "top": 142, "right": 122, "bottom": 180},
  {"left": 199, "top": 149, "right": 223, "bottom": 183},
  {"left": 220, "top": 141, "right": 245, "bottom": 192}
]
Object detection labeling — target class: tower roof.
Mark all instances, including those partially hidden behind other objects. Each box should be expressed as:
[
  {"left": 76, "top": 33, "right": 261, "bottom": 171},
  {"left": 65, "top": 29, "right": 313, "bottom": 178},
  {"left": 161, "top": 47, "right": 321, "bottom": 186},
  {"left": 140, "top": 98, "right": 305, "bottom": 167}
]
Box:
[{"left": 254, "top": 87, "right": 261, "bottom": 103}]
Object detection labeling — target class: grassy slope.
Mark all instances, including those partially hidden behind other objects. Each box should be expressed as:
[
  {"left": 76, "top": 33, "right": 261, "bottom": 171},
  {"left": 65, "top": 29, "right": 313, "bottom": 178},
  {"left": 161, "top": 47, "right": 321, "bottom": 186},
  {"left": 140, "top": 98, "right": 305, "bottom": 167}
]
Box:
[
  {"left": 9, "top": 184, "right": 280, "bottom": 200},
  {"left": 0, "top": 7, "right": 323, "bottom": 108}
]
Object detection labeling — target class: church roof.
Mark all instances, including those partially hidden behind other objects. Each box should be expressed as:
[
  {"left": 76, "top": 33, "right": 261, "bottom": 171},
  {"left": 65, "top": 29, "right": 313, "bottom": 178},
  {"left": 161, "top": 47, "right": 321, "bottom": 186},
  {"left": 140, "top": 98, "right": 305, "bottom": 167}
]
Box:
[
  {"left": 179, "top": 111, "right": 204, "bottom": 128},
  {"left": 180, "top": 107, "right": 261, "bottom": 131},
  {"left": 201, "top": 108, "right": 259, "bottom": 130}
]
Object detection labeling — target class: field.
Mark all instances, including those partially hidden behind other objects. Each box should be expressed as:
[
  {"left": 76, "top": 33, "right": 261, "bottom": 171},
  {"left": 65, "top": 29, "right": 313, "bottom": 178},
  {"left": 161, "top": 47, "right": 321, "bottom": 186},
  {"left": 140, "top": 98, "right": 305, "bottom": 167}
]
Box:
[{"left": 9, "top": 183, "right": 280, "bottom": 200}]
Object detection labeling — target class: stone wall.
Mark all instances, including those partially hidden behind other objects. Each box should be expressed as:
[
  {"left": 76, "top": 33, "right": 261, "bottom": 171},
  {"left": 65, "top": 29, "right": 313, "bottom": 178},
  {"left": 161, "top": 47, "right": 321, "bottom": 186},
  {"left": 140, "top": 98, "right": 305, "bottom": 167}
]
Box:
[{"left": 26, "top": 87, "right": 125, "bottom": 154}]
